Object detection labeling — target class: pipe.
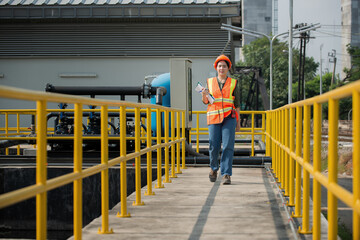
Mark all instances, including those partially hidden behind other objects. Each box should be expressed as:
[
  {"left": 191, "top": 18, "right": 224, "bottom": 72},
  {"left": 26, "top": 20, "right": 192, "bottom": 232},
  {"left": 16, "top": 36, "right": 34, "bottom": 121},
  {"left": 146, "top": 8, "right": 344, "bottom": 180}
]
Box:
[
  {"left": 185, "top": 141, "right": 207, "bottom": 157},
  {"left": 0, "top": 135, "right": 33, "bottom": 149},
  {"left": 191, "top": 139, "right": 263, "bottom": 144},
  {"left": 46, "top": 84, "right": 144, "bottom": 96},
  {"left": 187, "top": 139, "right": 266, "bottom": 156},
  {"left": 185, "top": 156, "right": 272, "bottom": 166},
  {"left": 47, "top": 112, "right": 147, "bottom": 120},
  {"left": 196, "top": 148, "right": 265, "bottom": 156},
  {"left": 45, "top": 84, "right": 167, "bottom": 103},
  {"left": 155, "top": 87, "right": 165, "bottom": 105}
]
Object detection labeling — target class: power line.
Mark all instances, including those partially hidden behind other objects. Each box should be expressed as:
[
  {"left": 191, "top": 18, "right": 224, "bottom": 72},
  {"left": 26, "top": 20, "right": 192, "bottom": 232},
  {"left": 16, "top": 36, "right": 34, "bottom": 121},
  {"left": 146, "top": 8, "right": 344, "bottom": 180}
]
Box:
[
  {"left": 313, "top": 31, "right": 352, "bottom": 40},
  {"left": 322, "top": 24, "right": 350, "bottom": 28},
  {"left": 316, "top": 30, "right": 360, "bottom": 38}
]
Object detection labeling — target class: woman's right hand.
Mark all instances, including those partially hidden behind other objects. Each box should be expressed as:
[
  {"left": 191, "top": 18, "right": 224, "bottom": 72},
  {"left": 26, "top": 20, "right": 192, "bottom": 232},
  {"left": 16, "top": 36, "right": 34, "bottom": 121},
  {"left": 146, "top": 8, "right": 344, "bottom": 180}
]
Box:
[
  {"left": 201, "top": 88, "right": 209, "bottom": 96},
  {"left": 201, "top": 89, "right": 209, "bottom": 104}
]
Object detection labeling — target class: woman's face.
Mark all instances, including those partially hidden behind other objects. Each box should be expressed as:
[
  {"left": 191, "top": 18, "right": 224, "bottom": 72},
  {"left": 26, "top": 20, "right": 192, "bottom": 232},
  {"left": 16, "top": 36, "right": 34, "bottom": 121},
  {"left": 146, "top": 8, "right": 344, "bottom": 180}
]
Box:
[{"left": 216, "top": 60, "right": 229, "bottom": 76}]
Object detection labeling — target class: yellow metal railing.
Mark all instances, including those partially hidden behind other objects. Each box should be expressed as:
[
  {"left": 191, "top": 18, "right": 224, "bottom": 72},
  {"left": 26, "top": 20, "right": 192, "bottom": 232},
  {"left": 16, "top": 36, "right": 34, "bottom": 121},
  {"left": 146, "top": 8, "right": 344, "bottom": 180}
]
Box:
[
  {"left": 190, "top": 110, "right": 266, "bottom": 156},
  {"left": 0, "top": 110, "right": 35, "bottom": 155},
  {"left": 0, "top": 85, "right": 186, "bottom": 240},
  {"left": 3, "top": 80, "right": 359, "bottom": 240},
  {"left": 267, "top": 80, "right": 360, "bottom": 240}
]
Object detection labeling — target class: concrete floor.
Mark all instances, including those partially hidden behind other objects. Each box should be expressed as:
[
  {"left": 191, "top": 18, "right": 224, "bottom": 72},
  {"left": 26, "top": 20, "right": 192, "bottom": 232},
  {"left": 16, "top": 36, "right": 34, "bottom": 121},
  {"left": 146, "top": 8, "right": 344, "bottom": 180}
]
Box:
[{"left": 69, "top": 167, "right": 296, "bottom": 240}]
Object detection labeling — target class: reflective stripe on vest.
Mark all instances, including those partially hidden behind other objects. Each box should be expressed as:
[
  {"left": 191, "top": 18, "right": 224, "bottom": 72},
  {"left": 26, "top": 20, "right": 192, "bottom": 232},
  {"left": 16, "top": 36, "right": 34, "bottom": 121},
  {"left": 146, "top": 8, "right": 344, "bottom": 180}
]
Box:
[{"left": 206, "top": 77, "right": 237, "bottom": 125}]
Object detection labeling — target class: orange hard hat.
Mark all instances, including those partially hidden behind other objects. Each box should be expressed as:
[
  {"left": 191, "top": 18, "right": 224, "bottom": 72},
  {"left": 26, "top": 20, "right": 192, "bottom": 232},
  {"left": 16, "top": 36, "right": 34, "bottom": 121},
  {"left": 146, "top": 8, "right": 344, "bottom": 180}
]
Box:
[{"left": 213, "top": 55, "right": 232, "bottom": 69}]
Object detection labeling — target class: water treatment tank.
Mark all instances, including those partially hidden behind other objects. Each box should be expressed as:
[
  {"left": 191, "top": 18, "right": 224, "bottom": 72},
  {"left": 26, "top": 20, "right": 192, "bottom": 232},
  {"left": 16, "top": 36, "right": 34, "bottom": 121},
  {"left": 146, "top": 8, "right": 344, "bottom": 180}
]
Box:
[{"left": 150, "top": 73, "right": 170, "bottom": 136}]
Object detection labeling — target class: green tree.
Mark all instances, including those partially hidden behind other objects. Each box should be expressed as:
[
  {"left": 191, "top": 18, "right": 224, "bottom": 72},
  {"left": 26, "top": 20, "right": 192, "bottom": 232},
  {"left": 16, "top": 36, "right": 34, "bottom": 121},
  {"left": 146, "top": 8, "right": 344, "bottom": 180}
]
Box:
[
  {"left": 315, "top": 44, "right": 360, "bottom": 120},
  {"left": 324, "top": 44, "right": 360, "bottom": 119},
  {"left": 233, "top": 37, "right": 319, "bottom": 109},
  {"left": 343, "top": 44, "right": 360, "bottom": 82},
  {"left": 294, "top": 72, "right": 332, "bottom": 98}
]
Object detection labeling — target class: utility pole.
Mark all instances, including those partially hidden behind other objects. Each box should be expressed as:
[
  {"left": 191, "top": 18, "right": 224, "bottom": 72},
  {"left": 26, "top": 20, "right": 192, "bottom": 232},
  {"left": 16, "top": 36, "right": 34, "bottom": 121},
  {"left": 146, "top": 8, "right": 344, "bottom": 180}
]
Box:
[
  {"left": 295, "top": 23, "right": 313, "bottom": 101},
  {"left": 320, "top": 44, "right": 323, "bottom": 94},
  {"left": 295, "top": 23, "right": 308, "bottom": 101},
  {"left": 288, "top": 0, "right": 293, "bottom": 104},
  {"left": 328, "top": 49, "right": 337, "bottom": 85}
]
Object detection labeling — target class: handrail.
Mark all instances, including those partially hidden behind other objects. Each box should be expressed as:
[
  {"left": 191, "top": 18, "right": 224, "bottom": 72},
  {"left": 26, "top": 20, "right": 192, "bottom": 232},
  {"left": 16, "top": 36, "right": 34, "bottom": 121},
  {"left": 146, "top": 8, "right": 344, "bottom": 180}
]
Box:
[
  {"left": 0, "top": 85, "right": 187, "bottom": 240},
  {"left": 191, "top": 110, "right": 266, "bottom": 156},
  {"left": 2, "top": 79, "right": 360, "bottom": 240},
  {"left": 267, "top": 79, "right": 360, "bottom": 239}
]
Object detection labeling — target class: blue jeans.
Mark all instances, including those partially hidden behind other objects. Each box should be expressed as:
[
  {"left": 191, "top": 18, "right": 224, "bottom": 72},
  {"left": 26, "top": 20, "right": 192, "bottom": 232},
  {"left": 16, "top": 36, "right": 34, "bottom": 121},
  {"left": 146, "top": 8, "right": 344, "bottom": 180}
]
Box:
[{"left": 208, "top": 116, "right": 236, "bottom": 176}]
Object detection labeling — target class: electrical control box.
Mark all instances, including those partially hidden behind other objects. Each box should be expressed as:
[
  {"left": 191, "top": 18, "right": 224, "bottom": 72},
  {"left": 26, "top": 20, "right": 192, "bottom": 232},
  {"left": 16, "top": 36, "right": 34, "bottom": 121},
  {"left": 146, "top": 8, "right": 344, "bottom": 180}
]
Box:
[{"left": 170, "top": 58, "right": 192, "bottom": 129}]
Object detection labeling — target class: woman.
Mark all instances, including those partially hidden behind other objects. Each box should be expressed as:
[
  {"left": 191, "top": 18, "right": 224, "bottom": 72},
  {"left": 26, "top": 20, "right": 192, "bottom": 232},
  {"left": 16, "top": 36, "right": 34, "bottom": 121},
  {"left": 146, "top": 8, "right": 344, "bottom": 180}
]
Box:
[{"left": 201, "top": 55, "right": 241, "bottom": 185}]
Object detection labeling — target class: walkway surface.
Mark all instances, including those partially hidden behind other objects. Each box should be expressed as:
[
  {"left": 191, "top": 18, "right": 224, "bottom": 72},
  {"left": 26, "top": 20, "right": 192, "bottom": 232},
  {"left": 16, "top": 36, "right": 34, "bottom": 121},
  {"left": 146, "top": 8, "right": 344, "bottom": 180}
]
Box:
[{"left": 70, "top": 167, "right": 295, "bottom": 240}]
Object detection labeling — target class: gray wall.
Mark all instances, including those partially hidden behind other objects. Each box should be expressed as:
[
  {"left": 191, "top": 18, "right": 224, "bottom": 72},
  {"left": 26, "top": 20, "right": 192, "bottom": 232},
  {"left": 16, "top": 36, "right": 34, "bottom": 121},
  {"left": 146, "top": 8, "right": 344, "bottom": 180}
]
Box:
[{"left": 0, "top": 57, "right": 215, "bottom": 129}]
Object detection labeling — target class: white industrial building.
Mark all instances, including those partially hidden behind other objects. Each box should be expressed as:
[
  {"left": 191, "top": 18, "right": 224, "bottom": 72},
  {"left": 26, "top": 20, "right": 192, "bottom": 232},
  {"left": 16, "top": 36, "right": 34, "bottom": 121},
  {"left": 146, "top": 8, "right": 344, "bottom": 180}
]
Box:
[
  {"left": 0, "top": 0, "right": 272, "bottom": 111},
  {"left": 341, "top": 0, "right": 360, "bottom": 80}
]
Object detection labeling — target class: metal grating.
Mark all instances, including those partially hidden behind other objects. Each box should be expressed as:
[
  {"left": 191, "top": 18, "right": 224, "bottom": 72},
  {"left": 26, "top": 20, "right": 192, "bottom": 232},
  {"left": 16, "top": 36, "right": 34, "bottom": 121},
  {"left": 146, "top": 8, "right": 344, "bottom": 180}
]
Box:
[{"left": 0, "top": 22, "right": 231, "bottom": 57}]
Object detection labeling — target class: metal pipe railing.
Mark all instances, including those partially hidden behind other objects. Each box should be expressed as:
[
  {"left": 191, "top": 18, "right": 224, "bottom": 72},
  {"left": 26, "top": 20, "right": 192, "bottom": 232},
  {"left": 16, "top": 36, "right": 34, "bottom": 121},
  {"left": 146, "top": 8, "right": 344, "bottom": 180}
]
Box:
[
  {"left": 0, "top": 85, "right": 186, "bottom": 240},
  {"left": 190, "top": 110, "right": 267, "bottom": 156},
  {"left": 2, "top": 80, "right": 360, "bottom": 240},
  {"left": 267, "top": 79, "right": 360, "bottom": 240}
]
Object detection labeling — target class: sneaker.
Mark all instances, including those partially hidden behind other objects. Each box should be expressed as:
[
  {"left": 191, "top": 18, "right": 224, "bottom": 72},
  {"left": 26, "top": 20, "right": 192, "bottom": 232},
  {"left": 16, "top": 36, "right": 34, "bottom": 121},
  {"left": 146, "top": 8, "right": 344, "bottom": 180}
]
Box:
[
  {"left": 209, "top": 170, "right": 217, "bottom": 182},
  {"left": 222, "top": 175, "right": 231, "bottom": 185}
]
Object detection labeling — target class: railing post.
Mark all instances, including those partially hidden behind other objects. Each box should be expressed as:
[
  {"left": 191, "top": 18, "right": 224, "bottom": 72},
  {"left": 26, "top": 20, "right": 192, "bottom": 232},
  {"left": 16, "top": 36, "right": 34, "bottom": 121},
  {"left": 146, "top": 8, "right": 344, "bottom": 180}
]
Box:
[
  {"left": 145, "top": 107, "right": 156, "bottom": 195},
  {"left": 284, "top": 108, "right": 289, "bottom": 196},
  {"left": 163, "top": 110, "right": 171, "bottom": 183},
  {"left": 299, "top": 104, "right": 312, "bottom": 234},
  {"left": 170, "top": 110, "right": 177, "bottom": 178},
  {"left": 188, "top": 112, "right": 192, "bottom": 145},
  {"left": 36, "top": 100, "right": 47, "bottom": 240},
  {"left": 155, "top": 109, "right": 165, "bottom": 188},
  {"left": 98, "top": 105, "right": 113, "bottom": 234},
  {"left": 313, "top": 102, "right": 322, "bottom": 239},
  {"left": 276, "top": 111, "right": 280, "bottom": 182},
  {"left": 181, "top": 111, "right": 187, "bottom": 169},
  {"left": 261, "top": 113, "right": 265, "bottom": 143},
  {"left": 141, "top": 115, "right": 146, "bottom": 144},
  {"left": 117, "top": 106, "right": 131, "bottom": 217},
  {"left": 251, "top": 113, "right": 255, "bottom": 157},
  {"left": 328, "top": 98, "right": 339, "bottom": 240},
  {"left": 353, "top": 90, "right": 360, "bottom": 240},
  {"left": 280, "top": 109, "right": 285, "bottom": 189},
  {"left": 133, "top": 107, "right": 145, "bottom": 206},
  {"left": 5, "top": 112, "right": 8, "bottom": 155},
  {"left": 288, "top": 107, "right": 295, "bottom": 206},
  {"left": 196, "top": 112, "right": 200, "bottom": 153},
  {"left": 271, "top": 111, "right": 275, "bottom": 171},
  {"left": 17, "top": 113, "right": 20, "bottom": 155},
  {"left": 265, "top": 112, "right": 270, "bottom": 157},
  {"left": 73, "top": 103, "right": 83, "bottom": 240},
  {"left": 293, "top": 106, "right": 302, "bottom": 218},
  {"left": 176, "top": 111, "right": 182, "bottom": 174}
]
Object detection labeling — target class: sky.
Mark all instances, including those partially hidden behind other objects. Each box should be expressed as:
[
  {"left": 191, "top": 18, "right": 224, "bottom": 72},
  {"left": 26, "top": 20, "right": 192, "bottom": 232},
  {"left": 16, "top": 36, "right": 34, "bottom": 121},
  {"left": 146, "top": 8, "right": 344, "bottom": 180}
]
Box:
[{"left": 277, "top": 0, "right": 343, "bottom": 77}]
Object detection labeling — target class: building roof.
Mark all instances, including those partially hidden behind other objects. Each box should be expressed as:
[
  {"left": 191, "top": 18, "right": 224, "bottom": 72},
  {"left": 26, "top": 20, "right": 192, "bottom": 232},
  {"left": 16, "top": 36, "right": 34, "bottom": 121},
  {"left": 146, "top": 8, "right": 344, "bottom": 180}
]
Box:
[
  {"left": 0, "top": 0, "right": 240, "bottom": 19},
  {"left": 0, "top": 0, "right": 237, "bottom": 5}
]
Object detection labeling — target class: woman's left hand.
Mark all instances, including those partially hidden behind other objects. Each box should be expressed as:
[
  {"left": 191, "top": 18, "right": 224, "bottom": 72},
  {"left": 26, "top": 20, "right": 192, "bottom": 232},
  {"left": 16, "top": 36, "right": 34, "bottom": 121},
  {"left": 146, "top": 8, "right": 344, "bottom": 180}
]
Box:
[
  {"left": 235, "top": 108, "right": 241, "bottom": 132},
  {"left": 235, "top": 119, "right": 241, "bottom": 132}
]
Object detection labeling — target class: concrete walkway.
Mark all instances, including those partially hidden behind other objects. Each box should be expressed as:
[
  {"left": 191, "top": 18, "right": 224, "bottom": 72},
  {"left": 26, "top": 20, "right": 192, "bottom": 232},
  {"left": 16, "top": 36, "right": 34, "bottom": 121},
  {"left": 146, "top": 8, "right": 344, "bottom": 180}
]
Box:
[{"left": 71, "top": 167, "right": 295, "bottom": 240}]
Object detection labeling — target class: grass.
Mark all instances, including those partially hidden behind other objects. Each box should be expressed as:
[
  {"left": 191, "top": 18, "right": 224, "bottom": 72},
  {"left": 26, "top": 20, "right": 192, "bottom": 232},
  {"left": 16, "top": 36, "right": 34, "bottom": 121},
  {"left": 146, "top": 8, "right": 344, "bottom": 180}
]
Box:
[
  {"left": 321, "top": 211, "right": 353, "bottom": 240},
  {"left": 320, "top": 144, "right": 328, "bottom": 172}
]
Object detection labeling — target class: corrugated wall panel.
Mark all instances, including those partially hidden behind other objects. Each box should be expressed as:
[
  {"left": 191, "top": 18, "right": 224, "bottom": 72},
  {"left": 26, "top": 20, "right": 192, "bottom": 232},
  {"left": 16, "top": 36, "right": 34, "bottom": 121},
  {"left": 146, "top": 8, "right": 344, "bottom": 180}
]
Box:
[{"left": 0, "top": 22, "right": 231, "bottom": 57}]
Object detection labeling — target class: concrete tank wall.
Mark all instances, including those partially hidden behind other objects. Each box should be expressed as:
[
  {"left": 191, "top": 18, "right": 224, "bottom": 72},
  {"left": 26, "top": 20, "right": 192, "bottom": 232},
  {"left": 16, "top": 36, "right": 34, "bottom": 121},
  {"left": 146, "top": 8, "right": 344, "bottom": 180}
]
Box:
[{"left": 0, "top": 166, "right": 162, "bottom": 239}]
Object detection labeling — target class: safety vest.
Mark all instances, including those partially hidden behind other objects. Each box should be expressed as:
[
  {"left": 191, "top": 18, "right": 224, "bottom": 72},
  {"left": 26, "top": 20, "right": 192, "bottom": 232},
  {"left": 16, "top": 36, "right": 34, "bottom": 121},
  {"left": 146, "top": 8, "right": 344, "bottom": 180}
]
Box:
[{"left": 206, "top": 77, "right": 238, "bottom": 125}]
